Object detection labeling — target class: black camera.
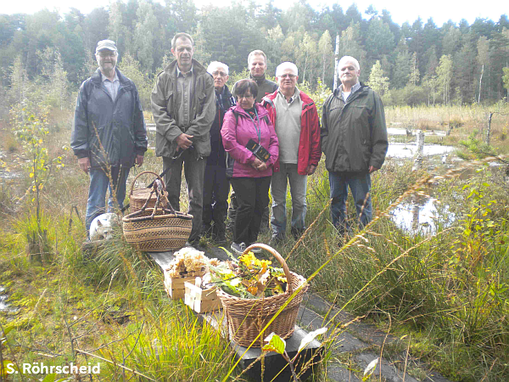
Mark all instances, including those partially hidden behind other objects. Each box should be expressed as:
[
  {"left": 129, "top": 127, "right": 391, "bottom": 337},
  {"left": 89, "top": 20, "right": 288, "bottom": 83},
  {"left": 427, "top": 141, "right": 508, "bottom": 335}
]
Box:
[{"left": 246, "top": 139, "right": 271, "bottom": 162}]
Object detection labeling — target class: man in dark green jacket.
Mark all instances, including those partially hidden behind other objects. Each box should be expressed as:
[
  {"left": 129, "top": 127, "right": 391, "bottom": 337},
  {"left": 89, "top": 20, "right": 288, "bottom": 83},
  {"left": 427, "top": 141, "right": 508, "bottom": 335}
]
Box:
[
  {"left": 151, "top": 33, "right": 215, "bottom": 245},
  {"left": 321, "top": 56, "right": 388, "bottom": 236}
]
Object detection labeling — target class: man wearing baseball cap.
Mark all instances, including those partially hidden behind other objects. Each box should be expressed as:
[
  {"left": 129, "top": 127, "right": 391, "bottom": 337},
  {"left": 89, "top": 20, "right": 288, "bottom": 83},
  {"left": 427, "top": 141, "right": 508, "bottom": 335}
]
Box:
[{"left": 71, "top": 39, "right": 147, "bottom": 237}]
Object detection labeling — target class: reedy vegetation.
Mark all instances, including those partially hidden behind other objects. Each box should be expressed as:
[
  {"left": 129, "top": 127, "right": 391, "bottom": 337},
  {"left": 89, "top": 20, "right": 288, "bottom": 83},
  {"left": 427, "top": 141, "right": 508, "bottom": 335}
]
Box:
[{"left": 1, "top": 42, "right": 509, "bottom": 382}]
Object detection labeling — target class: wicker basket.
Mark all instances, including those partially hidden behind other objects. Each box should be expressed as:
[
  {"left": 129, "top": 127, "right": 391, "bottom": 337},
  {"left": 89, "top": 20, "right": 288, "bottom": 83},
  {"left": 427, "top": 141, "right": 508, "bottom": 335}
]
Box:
[
  {"left": 129, "top": 171, "right": 169, "bottom": 213},
  {"left": 123, "top": 179, "right": 193, "bottom": 252},
  {"left": 216, "top": 243, "right": 308, "bottom": 347}
]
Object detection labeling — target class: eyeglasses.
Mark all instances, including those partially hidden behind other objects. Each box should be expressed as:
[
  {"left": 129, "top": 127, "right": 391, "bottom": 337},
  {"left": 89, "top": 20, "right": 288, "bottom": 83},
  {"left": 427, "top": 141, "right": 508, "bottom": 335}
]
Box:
[
  {"left": 279, "top": 74, "right": 296, "bottom": 79},
  {"left": 97, "top": 52, "right": 117, "bottom": 58},
  {"left": 212, "top": 71, "right": 228, "bottom": 77}
]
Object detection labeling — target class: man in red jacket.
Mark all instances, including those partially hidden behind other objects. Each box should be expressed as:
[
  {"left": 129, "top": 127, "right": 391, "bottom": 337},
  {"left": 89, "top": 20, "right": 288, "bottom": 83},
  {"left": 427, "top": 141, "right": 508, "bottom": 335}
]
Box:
[{"left": 262, "top": 62, "right": 321, "bottom": 243}]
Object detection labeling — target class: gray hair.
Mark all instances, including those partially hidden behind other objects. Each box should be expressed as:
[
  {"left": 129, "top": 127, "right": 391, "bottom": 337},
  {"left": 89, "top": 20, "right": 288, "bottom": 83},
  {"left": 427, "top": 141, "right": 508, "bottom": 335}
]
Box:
[
  {"left": 171, "top": 32, "right": 194, "bottom": 49},
  {"left": 338, "top": 56, "right": 360, "bottom": 71},
  {"left": 207, "top": 61, "right": 229, "bottom": 75},
  {"left": 247, "top": 50, "right": 267, "bottom": 66},
  {"left": 276, "top": 62, "right": 298, "bottom": 77}
]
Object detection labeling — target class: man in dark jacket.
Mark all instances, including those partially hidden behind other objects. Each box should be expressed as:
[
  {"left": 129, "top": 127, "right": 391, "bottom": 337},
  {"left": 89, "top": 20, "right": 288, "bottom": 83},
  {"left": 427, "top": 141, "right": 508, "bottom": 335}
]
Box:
[
  {"left": 262, "top": 62, "right": 321, "bottom": 243},
  {"left": 202, "top": 61, "right": 235, "bottom": 244},
  {"left": 248, "top": 50, "right": 278, "bottom": 102},
  {"left": 151, "top": 32, "right": 215, "bottom": 245},
  {"left": 71, "top": 39, "right": 147, "bottom": 235},
  {"left": 321, "top": 56, "right": 388, "bottom": 236}
]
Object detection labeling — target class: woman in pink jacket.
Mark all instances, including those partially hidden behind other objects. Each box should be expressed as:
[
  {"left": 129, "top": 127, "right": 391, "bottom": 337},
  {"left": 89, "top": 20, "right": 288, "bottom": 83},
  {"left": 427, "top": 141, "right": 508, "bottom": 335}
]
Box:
[{"left": 221, "top": 79, "right": 279, "bottom": 255}]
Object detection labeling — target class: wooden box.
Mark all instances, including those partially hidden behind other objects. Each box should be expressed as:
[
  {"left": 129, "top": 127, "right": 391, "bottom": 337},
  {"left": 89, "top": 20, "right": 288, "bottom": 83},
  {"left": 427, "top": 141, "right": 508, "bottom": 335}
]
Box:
[
  {"left": 184, "top": 280, "right": 221, "bottom": 313},
  {"left": 164, "top": 269, "right": 205, "bottom": 300}
]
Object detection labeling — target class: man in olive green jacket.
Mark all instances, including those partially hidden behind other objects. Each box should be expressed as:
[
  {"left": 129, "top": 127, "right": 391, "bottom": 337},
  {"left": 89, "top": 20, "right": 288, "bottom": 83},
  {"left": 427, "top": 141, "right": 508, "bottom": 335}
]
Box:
[
  {"left": 321, "top": 56, "right": 388, "bottom": 236},
  {"left": 151, "top": 32, "right": 215, "bottom": 245}
]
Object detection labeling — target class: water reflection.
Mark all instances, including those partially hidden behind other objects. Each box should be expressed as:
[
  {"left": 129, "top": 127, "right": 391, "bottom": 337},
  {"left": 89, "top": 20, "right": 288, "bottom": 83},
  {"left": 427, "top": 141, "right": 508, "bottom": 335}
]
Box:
[
  {"left": 0, "top": 286, "right": 8, "bottom": 311},
  {"left": 387, "top": 127, "right": 447, "bottom": 137},
  {"left": 0, "top": 286, "right": 16, "bottom": 313},
  {"left": 390, "top": 197, "right": 455, "bottom": 235},
  {"left": 387, "top": 142, "right": 454, "bottom": 159}
]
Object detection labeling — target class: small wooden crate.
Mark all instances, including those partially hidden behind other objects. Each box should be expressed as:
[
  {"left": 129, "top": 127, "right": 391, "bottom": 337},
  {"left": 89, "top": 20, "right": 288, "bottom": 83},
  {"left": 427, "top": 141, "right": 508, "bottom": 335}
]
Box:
[
  {"left": 184, "top": 280, "right": 221, "bottom": 313},
  {"left": 164, "top": 269, "right": 204, "bottom": 300}
]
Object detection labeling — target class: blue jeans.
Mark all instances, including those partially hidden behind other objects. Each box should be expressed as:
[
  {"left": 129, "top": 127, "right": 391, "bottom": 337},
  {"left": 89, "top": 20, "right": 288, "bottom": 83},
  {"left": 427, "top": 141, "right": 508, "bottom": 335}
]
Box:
[
  {"left": 163, "top": 151, "right": 206, "bottom": 243},
  {"left": 85, "top": 166, "right": 130, "bottom": 232},
  {"left": 329, "top": 171, "right": 372, "bottom": 234},
  {"left": 270, "top": 163, "right": 307, "bottom": 236}
]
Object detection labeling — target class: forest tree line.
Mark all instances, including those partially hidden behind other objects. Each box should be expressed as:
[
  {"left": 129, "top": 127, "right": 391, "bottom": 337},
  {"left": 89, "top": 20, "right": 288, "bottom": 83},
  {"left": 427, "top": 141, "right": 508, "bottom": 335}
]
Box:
[{"left": 1, "top": 0, "right": 509, "bottom": 114}]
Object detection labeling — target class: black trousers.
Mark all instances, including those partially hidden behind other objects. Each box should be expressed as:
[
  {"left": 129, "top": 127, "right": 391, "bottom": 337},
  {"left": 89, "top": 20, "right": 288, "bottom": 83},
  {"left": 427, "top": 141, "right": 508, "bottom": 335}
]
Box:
[
  {"left": 228, "top": 192, "right": 270, "bottom": 233},
  {"left": 202, "top": 164, "right": 229, "bottom": 237},
  {"left": 230, "top": 176, "right": 271, "bottom": 245}
]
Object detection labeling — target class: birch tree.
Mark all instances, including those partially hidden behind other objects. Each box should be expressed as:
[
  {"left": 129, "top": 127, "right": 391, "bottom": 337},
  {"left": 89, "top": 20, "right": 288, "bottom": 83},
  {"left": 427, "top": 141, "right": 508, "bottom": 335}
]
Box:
[
  {"left": 134, "top": 0, "right": 157, "bottom": 73},
  {"left": 409, "top": 52, "right": 420, "bottom": 86},
  {"left": 296, "top": 32, "right": 318, "bottom": 84},
  {"left": 367, "top": 60, "right": 389, "bottom": 96},
  {"left": 476, "top": 36, "right": 489, "bottom": 103},
  {"left": 318, "top": 30, "right": 333, "bottom": 82},
  {"left": 436, "top": 54, "right": 453, "bottom": 104}
]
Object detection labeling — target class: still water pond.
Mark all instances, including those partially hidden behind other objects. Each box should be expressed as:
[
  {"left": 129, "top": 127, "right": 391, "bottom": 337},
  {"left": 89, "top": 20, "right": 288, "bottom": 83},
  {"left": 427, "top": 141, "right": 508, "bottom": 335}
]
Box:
[
  {"left": 390, "top": 196, "right": 456, "bottom": 235},
  {"left": 387, "top": 142, "right": 454, "bottom": 159}
]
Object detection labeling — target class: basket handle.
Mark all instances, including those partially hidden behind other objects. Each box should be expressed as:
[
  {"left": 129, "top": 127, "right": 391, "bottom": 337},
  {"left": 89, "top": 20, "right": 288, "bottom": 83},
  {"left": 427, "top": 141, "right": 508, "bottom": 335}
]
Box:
[
  {"left": 128, "top": 171, "right": 167, "bottom": 197},
  {"left": 244, "top": 243, "right": 294, "bottom": 294},
  {"left": 123, "top": 207, "right": 185, "bottom": 221}
]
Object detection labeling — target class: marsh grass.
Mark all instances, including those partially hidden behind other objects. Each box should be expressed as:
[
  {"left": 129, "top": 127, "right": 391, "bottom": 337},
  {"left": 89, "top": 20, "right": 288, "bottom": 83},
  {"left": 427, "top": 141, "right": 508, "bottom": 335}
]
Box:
[
  {"left": 0, "top": 213, "right": 247, "bottom": 381},
  {"left": 285, "top": 161, "right": 509, "bottom": 381},
  {"left": 0, "top": 120, "right": 245, "bottom": 381},
  {"left": 1, "top": 101, "right": 508, "bottom": 381},
  {"left": 96, "top": 311, "right": 242, "bottom": 381},
  {"left": 386, "top": 104, "right": 509, "bottom": 155}
]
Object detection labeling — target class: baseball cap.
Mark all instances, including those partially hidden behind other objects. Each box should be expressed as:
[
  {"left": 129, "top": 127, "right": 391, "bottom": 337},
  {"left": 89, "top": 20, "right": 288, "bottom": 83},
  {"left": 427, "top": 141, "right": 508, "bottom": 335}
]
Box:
[{"left": 96, "top": 40, "right": 117, "bottom": 54}]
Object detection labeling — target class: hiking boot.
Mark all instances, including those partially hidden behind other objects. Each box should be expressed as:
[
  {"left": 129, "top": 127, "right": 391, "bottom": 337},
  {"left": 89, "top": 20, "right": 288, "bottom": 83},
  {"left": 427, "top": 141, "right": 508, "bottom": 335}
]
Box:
[
  {"left": 230, "top": 242, "right": 246, "bottom": 256},
  {"left": 246, "top": 244, "right": 262, "bottom": 254}
]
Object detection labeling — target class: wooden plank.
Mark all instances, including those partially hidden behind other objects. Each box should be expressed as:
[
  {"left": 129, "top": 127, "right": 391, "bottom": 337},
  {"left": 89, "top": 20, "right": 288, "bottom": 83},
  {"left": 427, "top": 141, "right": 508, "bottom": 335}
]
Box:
[
  {"left": 231, "top": 326, "right": 323, "bottom": 382},
  {"left": 201, "top": 311, "right": 323, "bottom": 382},
  {"left": 150, "top": 251, "right": 322, "bottom": 380},
  {"left": 149, "top": 251, "right": 175, "bottom": 270}
]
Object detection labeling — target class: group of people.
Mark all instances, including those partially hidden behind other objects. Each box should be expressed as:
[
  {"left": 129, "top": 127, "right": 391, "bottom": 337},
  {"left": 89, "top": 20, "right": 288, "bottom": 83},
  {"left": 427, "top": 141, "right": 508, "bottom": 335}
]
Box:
[{"left": 71, "top": 33, "right": 388, "bottom": 254}]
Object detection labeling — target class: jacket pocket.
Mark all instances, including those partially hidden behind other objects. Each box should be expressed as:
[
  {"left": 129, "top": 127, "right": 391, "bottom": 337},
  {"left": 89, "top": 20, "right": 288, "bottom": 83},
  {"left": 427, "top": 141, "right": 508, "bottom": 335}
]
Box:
[
  {"left": 165, "top": 91, "right": 173, "bottom": 111},
  {"left": 350, "top": 104, "right": 368, "bottom": 121},
  {"left": 197, "top": 93, "right": 207, "bottom": 113}
]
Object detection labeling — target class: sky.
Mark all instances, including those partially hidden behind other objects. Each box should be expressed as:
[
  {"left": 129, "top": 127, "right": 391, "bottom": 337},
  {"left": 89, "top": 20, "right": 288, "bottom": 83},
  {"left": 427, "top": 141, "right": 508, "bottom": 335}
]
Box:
[{"left": 2, "top": 0, "right": 507, "bottom": 27}]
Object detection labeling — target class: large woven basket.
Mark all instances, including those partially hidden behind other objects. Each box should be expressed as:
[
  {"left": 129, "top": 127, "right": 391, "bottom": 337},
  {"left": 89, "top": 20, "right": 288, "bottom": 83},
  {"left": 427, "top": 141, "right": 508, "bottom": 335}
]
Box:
[
  {"left": 122, "top": 183, "right": 192, "bottom": 252},
  {"left": 129, "top": 171, "right": 169, "bottom": 213},
  {"left": 216, "top": 243, "right": 308, "bottom": 347}
]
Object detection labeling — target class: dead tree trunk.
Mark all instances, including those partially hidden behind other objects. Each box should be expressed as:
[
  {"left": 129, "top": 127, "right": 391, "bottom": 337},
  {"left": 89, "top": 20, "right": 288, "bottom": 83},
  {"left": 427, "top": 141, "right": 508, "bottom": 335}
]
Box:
[
  {"left": 478, "top": 64, "right": 484, "bottom": 104},
  {"left": 333, "top": 34, "right": 340, "bottom": 91},
  {"left": 487, "top": 112, "right": 493, "bottom": 146}
]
